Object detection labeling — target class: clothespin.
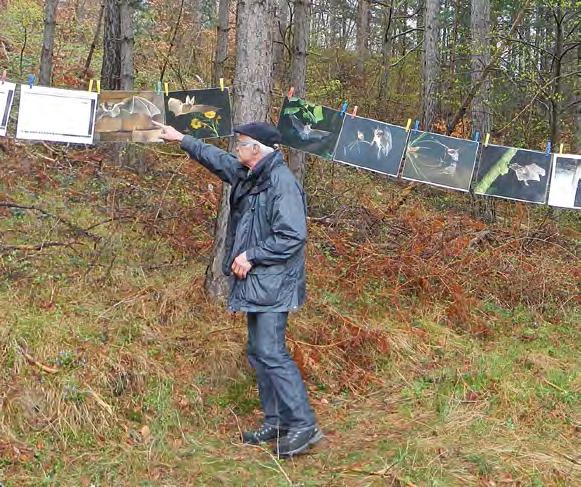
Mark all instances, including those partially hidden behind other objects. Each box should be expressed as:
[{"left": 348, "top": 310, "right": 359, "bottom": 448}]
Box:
[
  {"left": 164, "top": 82, "right": 169, "bottom": 96},
  {"left": 340, "top": 101, "right": 348, "bottom": 116},
  {"left": 484, "top": 133, "right": 490, "bottom": 147},
  {"left": 156, "top": 81, "right": 162, "bottom": 95},
  {"left": 405, "top": 118, "right": 412, "bottom": 132},
  {"left": 96, "top": 80, "right": 101, "bottom": 94},
  {"left": 545, "top": 140, "right": 552, "bottom": 155},
  {"left": 473, "top": 131, "right": 480, "bottom": 142},
  {"left": 559, "top": 143, "right": 564, "bottom": 154},
  {"left": 219, "top": 78, "right": 224, "bottom": 91},
  {"left": 413, "top": 120, "right": 420, "bottom": 130},
  {"left": 350, "top": 106, "right": 358, "bottom": 119},
  {"left": 27, "top": 74, "right": 35, "bottom": 88},
  {"left": 287, "top": 86, "right": 295, "bottom": 98},
  {"left": 88, "top": 79, "right": 94, "bottom": 92},
  {"left": 1, "top": 70, "right": 6, "bottom": 84}
]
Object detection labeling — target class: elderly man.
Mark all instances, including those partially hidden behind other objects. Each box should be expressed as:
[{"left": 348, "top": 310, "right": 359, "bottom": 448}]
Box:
[{"left": 154, "top": 120, "right": 322, "bottom": 457}]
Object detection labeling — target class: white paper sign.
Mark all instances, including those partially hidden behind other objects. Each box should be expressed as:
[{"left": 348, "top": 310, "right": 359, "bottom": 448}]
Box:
[
  {"left": 548, "top": 153, "right": 581, "bottom": 209},
  {"left": 0, "top": 81, "right": 16, "bottom": 137},
  {"left": 16, "top": 85, "right": 98, "bottom": 144}
]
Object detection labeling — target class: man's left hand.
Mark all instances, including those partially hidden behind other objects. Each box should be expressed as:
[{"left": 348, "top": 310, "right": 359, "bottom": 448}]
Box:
[{"left": 231, "top": 252, "right": 252, "bottom": 279}]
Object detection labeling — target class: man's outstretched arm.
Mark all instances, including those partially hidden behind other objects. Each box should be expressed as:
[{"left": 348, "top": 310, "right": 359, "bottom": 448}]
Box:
[{"left": 154, "top": 122, "right": 241, "bottom": 185}]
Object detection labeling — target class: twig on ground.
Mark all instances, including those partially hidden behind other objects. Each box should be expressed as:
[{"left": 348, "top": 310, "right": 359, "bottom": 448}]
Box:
[
  {"left": 1, "top": 239, "right": 81, "bottom": 253},
  {"left": 84, "top": 384, "right": 114, "bottom": 416},
  {"left": 17, "top": 342, "right": 59, "bottom": 374}
]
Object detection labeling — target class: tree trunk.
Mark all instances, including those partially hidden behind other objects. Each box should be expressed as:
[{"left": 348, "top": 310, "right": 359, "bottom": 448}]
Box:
[
  {"left": 470, "top": 0, "right": 491, "bottom": 135},
  {"left": 205, "top": 0, "right": 276, "bottom": 299},
  {"left": 119, "top": 0, "right": 134, "bottom": 90},
  {"left": 212, "top": 0, "right": 230, "bottom": 85},
  {"left": 101, "top": 0, "right": 121, "bottom": 90},
  {"left": 356, "top": 0, "right": 370, "bottom": 70},
  {"left": 470, "top": 0, "right": 494, "bottom": 221},
  {"left": 550, "top": 4, "right": 564, "bottom": 146},
  {"left": 575, "top": 43, "right": 581, "bottom": 153},
  {"left": 272, "top": 0, "right": 289, "bottom": 87},
  {"left": 287, "top": 0, "right": 311, "bottom": 183},
  {"left": 447, "top": 0, "right": 530, "bottom": 135},
  {"left": 187, "top": 0, "right": 202, "bottom": 75},
  {"left": 83, "top": 2, "right": 105, "bottom": 78},
  {"left": 421, "top": 0, "right": 439, "bottom": 130},
  {"left": 377, "top": 0, "right": 394, "bottom": 103},
  {"left": 39, "top": 0, "right": 59, "bottom": 86}
]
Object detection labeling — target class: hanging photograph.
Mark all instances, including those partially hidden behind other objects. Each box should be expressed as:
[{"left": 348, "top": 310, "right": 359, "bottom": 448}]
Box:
[
  {"left": 164, "top": 87, "right": 232, "bottom": 139},
  {"left": 547, "top": 153, "right": 581, "bottom": 209},
  {"left": 95, "top": 90, "right": 165, "bottom": 143},
  {"left": 401, "top": 130, "right": 479, "bottom": 191},
  {"left": 277, "top": 96, "right": 343, "bottom": 160},
  {"left": 334, "top": 115, "right": 408, "bottom": 176},
  {"left": 0, "top": 81, "right": 16, "bottom": 137},
  {"left": 474, "top": 145, "right": 550, "bottom": 204},
  {"left": 16, "top": 85, "right": 98, "bottom": 144}
]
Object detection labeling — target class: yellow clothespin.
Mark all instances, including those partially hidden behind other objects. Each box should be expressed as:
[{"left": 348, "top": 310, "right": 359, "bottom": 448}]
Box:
[
  {"left": 484, "top": 133, "right": 490, "bottom": 147},
  {"left": 88, "top": 79, "right": 94, "bottom": 92},
  {"left": 96, "top": 80, "right": 101, "bottom": 94},
  {"left": 405, "top": 118, "right": 412, "bottom": 132},
  {"left": 164, "top": 82, "right": 169, "bottom": 96},
  {"left": 219, "top": 78, "right": 224, "bottom": 91},
  {"left": 559, "top": 143, "right": 564, "bottom": 154}
]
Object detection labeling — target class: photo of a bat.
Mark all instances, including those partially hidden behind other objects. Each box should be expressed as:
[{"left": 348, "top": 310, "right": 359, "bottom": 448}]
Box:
[
  {"left": 97, "top": 95, "right": 161, "bottom": 121},
  {"left": 509, "top": 162, "right": 546, "bottom": 186},
  {"left": 167, "top": 95, "right": 219, "bottom": 117},
  {"left": 289, "top": 114, "right": 332, "bottom": 141},
  {"left": 371, "top": 127, "right": 392, "bottom": 159}
]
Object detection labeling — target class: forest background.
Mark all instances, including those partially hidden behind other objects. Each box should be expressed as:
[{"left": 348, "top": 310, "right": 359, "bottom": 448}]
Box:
[{"left": 0, "top": 0, "right": 579, "bottom": 485}]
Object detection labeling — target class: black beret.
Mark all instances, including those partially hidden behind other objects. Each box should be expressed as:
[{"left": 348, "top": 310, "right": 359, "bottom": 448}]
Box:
[{"left": 234, "top": 122, "right": 282, "bottom": 148}]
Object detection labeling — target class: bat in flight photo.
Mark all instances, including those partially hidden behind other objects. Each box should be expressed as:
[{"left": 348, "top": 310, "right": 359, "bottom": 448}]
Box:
[
  {"left": 277, "top": 97, "right": 343, "bottom": 159},
  {"left": 95, "top": 91, "right": 166, "bottom": 142},
  {"left": 167, "top": 95, "right": 219, "bottom": 117},
  {"left": 288, "top": 114, "right": 332, "bottom": 141}
]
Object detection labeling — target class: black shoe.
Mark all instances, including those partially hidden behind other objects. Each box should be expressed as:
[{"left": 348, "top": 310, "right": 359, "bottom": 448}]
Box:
[
  {"left": 241, "top": 424, "right": 287, "bottom": 445},
  {"left": 273, "top": 425, "right": 323, "bottom": 458}
]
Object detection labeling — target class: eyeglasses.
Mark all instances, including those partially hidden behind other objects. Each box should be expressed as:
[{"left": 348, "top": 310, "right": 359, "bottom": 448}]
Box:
[{"left": 235, "top": 140, "right": 255, "bottom": 148}]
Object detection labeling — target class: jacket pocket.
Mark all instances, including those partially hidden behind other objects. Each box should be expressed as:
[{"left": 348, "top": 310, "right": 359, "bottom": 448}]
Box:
[{"left": 242, "top": 269, "right": 296, "bottom": 307}]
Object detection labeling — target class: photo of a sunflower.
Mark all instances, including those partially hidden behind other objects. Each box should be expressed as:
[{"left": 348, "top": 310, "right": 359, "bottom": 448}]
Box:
[{"left": 191, "top": 118, "right": 203, "bottom": 129}]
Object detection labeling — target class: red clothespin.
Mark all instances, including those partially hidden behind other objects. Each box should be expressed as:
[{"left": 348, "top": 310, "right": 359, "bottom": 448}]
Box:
[
  {"left": 1, "top": 70, "right": 6, "bottom": 84},
  {"left": 287, "top": 86, "right": 295, "bottom": 98},
  {"left": 350, "top": 106, "right": 358, "bottom": 119}
]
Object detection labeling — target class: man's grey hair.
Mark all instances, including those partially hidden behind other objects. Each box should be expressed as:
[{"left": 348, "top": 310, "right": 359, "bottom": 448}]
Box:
[{"left": 251, "top": 139, "right": 276, "bottom": 155}]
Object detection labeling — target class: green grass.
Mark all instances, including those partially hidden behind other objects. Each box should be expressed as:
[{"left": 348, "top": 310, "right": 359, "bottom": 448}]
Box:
[{"left": 0, "top": 144, "right": 579, "bottom": 486}]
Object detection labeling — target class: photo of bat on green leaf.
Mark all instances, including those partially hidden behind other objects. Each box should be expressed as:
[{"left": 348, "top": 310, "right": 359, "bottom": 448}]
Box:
[{"left": 277, "top": 97, "right": 343, "bottom": 160}]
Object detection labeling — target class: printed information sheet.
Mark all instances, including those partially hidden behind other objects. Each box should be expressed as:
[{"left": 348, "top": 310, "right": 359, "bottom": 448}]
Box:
[
  {"left": 16, "top": 85, "right": 97, "bottom": 144},
  {"left": 0, "top": 81, "right": 16, "bottom": 137}
]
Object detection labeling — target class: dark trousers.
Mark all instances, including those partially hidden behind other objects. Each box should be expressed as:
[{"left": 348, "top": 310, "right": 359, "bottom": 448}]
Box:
[{"left": 247, "top": 312, "right": 316, "bottom": 430}]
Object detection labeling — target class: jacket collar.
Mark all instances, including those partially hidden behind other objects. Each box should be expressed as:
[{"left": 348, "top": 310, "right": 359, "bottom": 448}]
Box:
[{"left": 248, "top": 151, "right": 283, "bottom": 194}]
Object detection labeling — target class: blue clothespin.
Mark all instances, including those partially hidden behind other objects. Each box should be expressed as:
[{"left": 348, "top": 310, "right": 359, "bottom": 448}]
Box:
[
  {"left": 27, "top": 74, "right": 35, "bottom": 88},
  {"left": 545, "top": 140, "right": 552, "bottom": 155},
  {"left": 413, "top": 120, "right": 420, "bottom": 130},
  {"left": 473, "top": 131, "right": 480, "bottom": 142},
  {"left": 340, "top": 101, "right": 348, "bottom": 116}
]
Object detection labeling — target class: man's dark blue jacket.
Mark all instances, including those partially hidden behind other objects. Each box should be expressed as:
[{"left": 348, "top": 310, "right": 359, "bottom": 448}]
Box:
[{"left": 180, "top": 135, "right": 307, "bottom": 313}]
